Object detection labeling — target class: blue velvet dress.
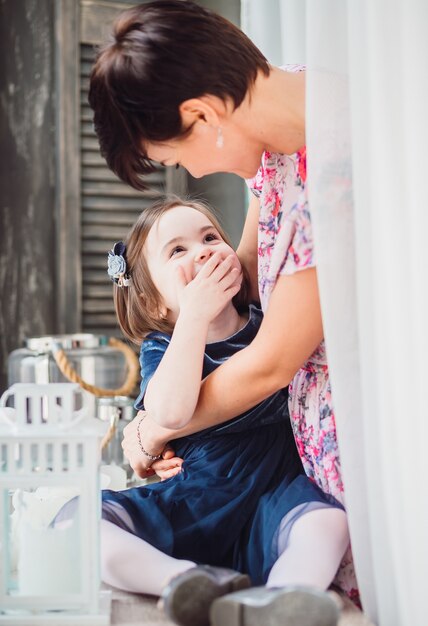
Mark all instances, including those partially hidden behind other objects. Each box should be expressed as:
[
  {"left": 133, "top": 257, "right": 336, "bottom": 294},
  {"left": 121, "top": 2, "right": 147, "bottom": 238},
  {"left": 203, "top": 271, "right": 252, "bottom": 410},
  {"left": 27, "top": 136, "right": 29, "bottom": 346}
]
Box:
[{"left": 102, "top": 305, "right": 341, "bottom": 584}]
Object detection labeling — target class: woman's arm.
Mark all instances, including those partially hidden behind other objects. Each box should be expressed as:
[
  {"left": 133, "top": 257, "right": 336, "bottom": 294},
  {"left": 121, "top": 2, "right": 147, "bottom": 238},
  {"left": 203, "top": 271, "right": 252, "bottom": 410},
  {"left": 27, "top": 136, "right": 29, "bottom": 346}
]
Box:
[
  {"left": 194, "top": 266, "right": 323, "bottom": 418},
  {"left": 236, "top": 194, "right": 260, "bottom": 302},
  {"left": 125, "top": 267, "right": 323, "bottom": 475}
]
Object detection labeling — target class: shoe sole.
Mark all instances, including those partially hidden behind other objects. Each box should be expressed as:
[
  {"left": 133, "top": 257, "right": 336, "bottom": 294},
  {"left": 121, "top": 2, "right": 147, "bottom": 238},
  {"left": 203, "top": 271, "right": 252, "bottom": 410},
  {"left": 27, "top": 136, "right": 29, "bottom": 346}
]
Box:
[
  {"left": 210, "top": 587, "right": 340, "bottom": 626},
  {"left": 163, "top": 570, "right": 251, "bottom": 626}
]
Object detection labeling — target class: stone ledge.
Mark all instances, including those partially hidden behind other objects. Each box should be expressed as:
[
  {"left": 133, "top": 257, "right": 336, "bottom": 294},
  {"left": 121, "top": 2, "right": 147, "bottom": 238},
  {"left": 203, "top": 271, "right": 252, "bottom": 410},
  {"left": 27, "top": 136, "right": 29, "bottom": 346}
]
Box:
[{"left": 105, "top": 584, "right": 375, "bottom": 626}]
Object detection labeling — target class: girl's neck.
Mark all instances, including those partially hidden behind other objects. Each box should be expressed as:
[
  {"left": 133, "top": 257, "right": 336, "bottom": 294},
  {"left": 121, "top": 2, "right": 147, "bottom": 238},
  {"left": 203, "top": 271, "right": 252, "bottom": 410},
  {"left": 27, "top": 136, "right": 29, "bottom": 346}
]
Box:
[
  {"left": 237, "top": 66, "right": 306, "bottom": 155},
  {"left": 206, "top": 302, "right": 248, "bottom": 344}
]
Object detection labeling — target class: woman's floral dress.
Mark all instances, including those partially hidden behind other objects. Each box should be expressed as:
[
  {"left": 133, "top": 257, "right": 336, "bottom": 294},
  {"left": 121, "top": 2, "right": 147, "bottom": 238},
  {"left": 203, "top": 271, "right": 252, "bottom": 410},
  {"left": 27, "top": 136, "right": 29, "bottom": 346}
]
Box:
[{"left": 247, "top": 75, "right": 359, "bottom": 602}]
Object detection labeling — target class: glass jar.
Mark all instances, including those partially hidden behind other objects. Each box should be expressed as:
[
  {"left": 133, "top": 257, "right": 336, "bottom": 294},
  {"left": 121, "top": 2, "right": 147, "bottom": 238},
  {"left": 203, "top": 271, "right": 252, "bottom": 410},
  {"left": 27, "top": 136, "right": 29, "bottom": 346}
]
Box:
[
  {"left": 97, "top": 395, "right": 136, "bottom": 478},
  {"left": 8, "top": 334, "right": 137, "bottom": 416}
]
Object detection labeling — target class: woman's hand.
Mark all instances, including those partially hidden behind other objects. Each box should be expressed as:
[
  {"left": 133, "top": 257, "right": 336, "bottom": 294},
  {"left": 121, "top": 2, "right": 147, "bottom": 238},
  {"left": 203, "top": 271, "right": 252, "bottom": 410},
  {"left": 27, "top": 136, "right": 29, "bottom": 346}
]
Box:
[{"left": 122, "top": 411, "right": 182, "bottom": 478}]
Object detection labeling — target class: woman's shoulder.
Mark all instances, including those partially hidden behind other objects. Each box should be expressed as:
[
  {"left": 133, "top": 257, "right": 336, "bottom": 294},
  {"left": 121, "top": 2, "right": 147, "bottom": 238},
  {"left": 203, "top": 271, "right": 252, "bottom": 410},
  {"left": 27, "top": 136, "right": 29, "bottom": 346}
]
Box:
[
  {"left": 246, "top": 147, "right": 306, "bottom": 198},
  {"left": 280, "top": 63, "right": 306, "bottom": 74}
]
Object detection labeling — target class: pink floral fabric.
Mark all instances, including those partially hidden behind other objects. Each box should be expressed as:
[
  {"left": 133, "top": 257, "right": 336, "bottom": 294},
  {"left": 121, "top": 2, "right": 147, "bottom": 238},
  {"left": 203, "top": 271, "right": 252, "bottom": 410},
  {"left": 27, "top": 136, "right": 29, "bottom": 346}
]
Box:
[
  {"left": 246, "top": 66, "right": 359, "bottom": 603},
  {"left": 248, "top": 146, "right": 339, "bottom": 494}
]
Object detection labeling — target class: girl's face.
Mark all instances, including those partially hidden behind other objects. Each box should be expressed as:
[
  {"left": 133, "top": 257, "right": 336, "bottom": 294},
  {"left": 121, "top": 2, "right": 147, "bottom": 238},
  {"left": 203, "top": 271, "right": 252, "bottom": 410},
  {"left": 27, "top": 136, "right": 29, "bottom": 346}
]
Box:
[{"left": 144, "top": 205, "right": 241, "bottom": 322}]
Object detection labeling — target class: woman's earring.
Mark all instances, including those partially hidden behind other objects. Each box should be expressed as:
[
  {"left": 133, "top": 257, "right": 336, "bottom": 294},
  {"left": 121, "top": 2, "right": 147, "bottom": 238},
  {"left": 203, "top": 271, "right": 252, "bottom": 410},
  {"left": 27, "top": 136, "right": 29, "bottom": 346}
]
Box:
[{"left": 216, "top": 126, "right": 224, "bottom": 149}]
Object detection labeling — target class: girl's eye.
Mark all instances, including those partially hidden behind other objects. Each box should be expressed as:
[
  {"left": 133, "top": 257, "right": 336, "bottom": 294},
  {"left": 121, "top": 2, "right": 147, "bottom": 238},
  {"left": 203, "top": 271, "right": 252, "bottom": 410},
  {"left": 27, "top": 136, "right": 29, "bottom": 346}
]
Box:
[
  {"left": 204, "top": 233, "right": 219, "bottom": 243},
  {"left": 170, "top": 246, "right": 185, "bottom": 257}
]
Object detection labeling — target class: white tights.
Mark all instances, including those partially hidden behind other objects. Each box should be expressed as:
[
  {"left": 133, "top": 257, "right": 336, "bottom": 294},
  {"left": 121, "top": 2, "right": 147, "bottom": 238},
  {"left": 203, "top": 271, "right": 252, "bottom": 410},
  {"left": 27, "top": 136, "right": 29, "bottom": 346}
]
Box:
[
  {"left": 266, "top": 506, "right": 349, "bottom": 589},
  {"left": 101, "top": 519, "right": 195, "bottom": 595},
  {"left": 100, "top": 506, "right": 349, "bottom": 596}
]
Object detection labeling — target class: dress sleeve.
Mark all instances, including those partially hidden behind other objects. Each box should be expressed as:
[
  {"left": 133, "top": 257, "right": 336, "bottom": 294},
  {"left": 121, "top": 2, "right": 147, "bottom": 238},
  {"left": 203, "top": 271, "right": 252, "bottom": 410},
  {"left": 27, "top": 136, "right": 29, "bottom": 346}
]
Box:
[
  {"left": 279, "top": 148, "right": 315, "bottom": 276},
  {"left": 245, "top": 152, "right": 268, "bottom": 198},
  {"left": 133, "top": 334, "right": 170, "bottom": 411}
]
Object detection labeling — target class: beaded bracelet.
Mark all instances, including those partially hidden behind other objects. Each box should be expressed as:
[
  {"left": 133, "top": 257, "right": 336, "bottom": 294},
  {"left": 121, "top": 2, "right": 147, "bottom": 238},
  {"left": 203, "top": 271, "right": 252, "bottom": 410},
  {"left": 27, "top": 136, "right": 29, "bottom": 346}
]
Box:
[{"left": 136, "top": 417, "right": 162, "bottom": 461}]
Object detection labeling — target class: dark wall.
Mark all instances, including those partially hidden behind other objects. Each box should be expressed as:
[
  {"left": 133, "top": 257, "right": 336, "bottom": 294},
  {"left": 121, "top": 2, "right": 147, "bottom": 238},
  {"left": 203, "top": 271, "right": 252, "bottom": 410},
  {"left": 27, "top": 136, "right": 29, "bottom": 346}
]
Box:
[{"left": 0, "top": 1, "right": 57, "bottom": 392}]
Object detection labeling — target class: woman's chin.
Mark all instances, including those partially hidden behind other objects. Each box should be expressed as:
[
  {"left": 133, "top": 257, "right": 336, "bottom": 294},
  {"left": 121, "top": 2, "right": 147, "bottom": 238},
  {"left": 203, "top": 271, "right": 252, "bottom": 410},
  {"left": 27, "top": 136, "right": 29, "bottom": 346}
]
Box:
[{"left": 188, "top": 164, "right": 260, "bottom": 179}]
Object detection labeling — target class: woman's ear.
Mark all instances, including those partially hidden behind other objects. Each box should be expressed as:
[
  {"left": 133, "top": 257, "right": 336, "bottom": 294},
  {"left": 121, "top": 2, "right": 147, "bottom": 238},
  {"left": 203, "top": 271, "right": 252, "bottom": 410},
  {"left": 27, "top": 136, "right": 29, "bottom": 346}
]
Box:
[{"left": 179, "top": 96, "right": 228, "bottom": 128}]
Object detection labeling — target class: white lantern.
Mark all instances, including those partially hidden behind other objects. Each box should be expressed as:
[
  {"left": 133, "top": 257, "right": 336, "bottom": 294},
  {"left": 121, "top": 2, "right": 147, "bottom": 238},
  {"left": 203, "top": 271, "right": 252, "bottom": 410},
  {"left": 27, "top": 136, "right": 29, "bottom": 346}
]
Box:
[{"left": 0, "top": 383, "right": 111, "bottom": 625}]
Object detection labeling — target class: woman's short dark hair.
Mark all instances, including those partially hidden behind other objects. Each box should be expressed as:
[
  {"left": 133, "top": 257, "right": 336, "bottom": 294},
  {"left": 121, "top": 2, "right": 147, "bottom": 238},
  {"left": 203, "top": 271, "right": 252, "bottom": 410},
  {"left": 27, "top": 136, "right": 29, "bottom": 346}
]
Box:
[{"left": 88, "top": 0, "right": 269, "bottom": 190}]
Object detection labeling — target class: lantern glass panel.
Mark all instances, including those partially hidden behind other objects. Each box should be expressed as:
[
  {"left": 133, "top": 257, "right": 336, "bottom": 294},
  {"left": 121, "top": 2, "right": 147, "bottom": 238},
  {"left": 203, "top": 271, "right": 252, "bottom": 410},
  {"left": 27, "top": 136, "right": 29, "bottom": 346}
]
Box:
[{"left": 3, "top": 484, "right": 84, "bottom": 600}]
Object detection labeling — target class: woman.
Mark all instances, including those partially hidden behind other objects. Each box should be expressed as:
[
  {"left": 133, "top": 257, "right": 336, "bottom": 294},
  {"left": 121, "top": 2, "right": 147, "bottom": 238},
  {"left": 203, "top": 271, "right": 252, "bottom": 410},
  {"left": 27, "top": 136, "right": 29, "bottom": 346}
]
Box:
[{"left": 89, "top": 0, "right": 359, "bottom": 619}]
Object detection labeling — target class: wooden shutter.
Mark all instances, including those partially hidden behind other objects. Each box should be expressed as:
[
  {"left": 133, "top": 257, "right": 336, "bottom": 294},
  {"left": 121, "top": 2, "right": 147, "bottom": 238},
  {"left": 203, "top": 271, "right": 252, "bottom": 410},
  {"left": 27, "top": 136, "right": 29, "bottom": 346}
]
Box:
[
  {"left": 55, "top": 0, "right": 187, "bottom": 335},
  {"left": 80, "top": 42, "right": 169, "bottom": 334}
]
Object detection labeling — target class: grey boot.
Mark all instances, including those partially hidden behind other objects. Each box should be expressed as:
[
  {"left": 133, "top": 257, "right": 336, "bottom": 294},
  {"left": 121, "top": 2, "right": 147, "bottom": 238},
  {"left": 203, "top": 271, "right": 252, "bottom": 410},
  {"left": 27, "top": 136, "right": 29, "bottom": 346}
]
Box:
[
  {"left": 161, "top": 565, "right": 251, "bottom": 626},
  {"left": 210, "top": 586, "right": 340, "bottom": 626}
]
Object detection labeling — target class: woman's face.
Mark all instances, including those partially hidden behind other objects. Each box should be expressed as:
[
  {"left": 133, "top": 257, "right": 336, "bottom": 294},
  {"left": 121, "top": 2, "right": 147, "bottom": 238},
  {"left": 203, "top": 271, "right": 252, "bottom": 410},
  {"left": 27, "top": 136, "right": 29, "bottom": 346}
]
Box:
[{"left": 145, "top": 117, "right": 263, "bottom": 180}]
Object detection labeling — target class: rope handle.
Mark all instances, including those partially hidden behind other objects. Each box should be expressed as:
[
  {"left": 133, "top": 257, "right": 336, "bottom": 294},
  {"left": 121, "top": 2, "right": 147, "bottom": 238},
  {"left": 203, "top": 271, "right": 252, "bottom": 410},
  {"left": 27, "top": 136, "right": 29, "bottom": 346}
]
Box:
[
  {"left": 52, "top": 337, "right": 139, "bottom": 398},
  {"left": 51, "top": 337, "right": 140, "bottom": 451},
  {"left": 100, "top": 407, "right": 120, "bottom": 452}
]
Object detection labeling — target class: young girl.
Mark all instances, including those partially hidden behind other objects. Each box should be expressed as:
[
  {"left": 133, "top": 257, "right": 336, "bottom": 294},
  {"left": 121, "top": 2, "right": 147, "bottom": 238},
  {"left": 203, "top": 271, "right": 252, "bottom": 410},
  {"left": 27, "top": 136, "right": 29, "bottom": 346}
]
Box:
[{"left": 99, "top": 197, "right": 349, "bottom": 626}]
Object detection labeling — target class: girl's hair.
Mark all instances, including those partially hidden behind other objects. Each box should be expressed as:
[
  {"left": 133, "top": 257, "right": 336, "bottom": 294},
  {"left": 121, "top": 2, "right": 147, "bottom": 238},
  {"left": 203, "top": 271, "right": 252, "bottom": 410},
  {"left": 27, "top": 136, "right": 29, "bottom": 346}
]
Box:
[
  {"left": 88, "top": 0, "right": 270, "bottom": 190},
  {"left": 114, "top": 196, "right": 250, "bottom": 344}
]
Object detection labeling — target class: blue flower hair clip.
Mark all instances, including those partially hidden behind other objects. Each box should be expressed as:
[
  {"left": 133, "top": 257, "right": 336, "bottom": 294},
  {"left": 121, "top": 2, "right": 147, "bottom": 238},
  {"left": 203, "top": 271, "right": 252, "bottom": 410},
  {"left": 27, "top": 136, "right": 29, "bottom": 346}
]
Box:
[{"left": 107, "top": 241, "right": 131, "bottom": 287}]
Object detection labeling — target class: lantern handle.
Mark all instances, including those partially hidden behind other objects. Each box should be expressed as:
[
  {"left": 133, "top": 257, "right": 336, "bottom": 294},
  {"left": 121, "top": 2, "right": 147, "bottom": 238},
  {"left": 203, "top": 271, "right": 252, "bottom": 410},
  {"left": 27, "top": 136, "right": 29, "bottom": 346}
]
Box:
[
  {"left": 0, "top": 386, "right": 13, "bottom": 408},
  {"left": 0, "top": 406, "right": 16, "bottom": 426},
  {"left": 0, "top": 388, "right": 16, "bottom": 426},
  {"left": 0, "top": 384, "right": 88, "bottom": 428}
]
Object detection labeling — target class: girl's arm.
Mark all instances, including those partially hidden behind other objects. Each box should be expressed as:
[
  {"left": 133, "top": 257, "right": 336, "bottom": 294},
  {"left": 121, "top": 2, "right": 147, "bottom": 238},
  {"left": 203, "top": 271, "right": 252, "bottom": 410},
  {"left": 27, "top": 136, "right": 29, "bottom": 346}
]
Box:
[
  {"left": 144, "top": 253, "right": 241, "bottom": 429},
  {"left": 236, "top": 194, "right": 260, "bottom": 302},
  {"left": 143, "top": 311, "right": 208, "bottom": 429},
  {"left": 124, "top": 266, "right": 323, "bottom": 475}
]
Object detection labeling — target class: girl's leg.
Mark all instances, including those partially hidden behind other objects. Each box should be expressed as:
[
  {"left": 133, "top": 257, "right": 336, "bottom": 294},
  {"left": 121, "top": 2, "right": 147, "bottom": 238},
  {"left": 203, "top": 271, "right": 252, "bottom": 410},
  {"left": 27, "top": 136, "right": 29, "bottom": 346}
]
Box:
[
  {"left": 209, "top": 507, "right": 348, "bottom": 626},
  {"left": 267, "top": 506, "right": 349, "bottom": 589},
  {"left": 101, "top": 519, "right": 196, "bottom": 596},
  {"left": 53, "top": 497, "right": 196, "bottom": 596}
]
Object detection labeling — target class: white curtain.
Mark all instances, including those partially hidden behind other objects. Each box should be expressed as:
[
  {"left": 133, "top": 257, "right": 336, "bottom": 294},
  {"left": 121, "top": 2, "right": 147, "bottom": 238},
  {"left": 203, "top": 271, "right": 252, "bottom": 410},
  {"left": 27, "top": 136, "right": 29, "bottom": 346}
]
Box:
[
  {"left": 241, "top": 0, "right": 306, "bottom": 65},
  {"left": 242, "top": 1, "right": 428, "bottom": 624},
  {"left": 305, "top": 1, "right": 377, "bottom": 618}
]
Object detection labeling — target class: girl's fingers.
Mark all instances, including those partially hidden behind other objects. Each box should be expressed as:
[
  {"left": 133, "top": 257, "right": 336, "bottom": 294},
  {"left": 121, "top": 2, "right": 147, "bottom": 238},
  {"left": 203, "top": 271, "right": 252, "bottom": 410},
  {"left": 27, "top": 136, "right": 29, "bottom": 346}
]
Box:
[
  {"left": 219, "top": 266, "right": 241, "bottom": 288},
  {"left": 161, "top": 446, "right": 176, "bottom": 460},
  {"left": 160, "top": 467, "right": 182, "bottom": 481},
  {"left": 191, "top": 253, "right": 241, "bottom": 298},
  {"left": 210, "top": 255, "right": 236, "bottom": 282},
  {"left": 195, "top": 251, "right": 223, "bottom": 278},
  {"left": 217, "top": 268, "right": 242, "bottom": 297},
  {"left": 226, "top": 281, "right": 243, "bottom": 297},
  {"left": 151, "top": 456, "right": 183, "bottom": 473}
]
